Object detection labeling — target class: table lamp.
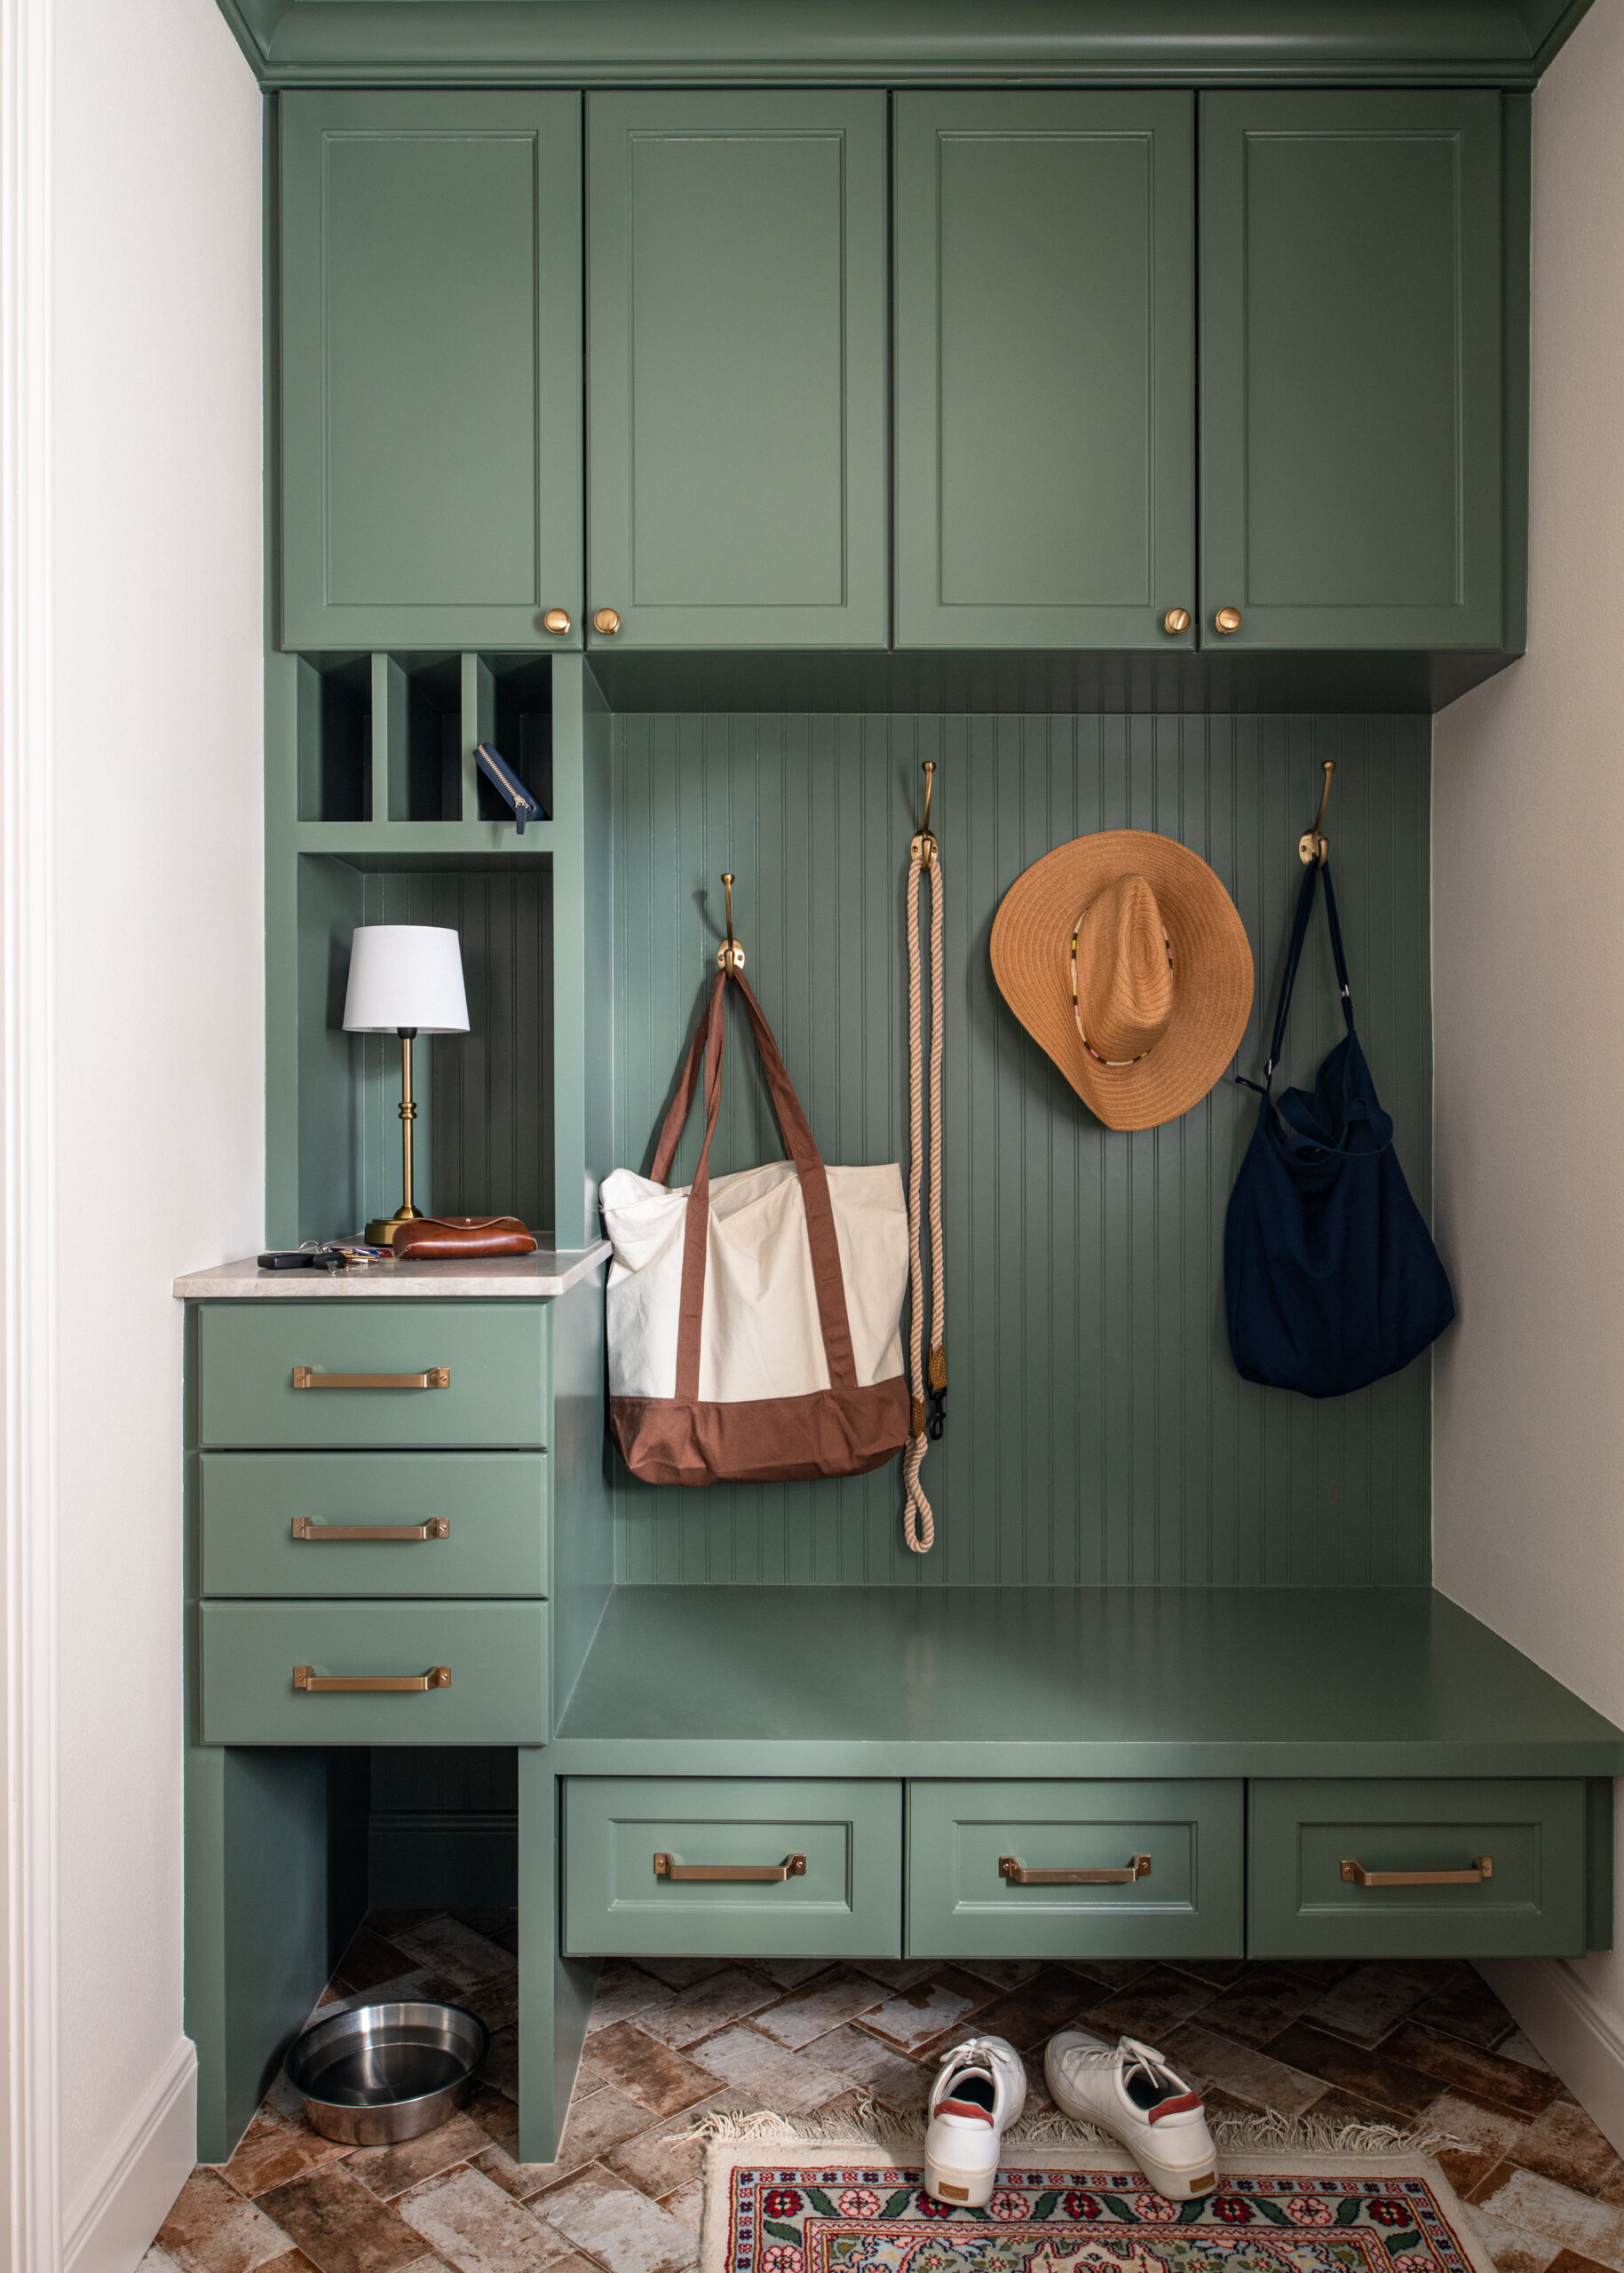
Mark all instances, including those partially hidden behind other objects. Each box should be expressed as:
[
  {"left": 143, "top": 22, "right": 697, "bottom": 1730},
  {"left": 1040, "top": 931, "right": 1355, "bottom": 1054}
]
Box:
[{"left": 343, "top": 924, "right": 470, "bottom": 1247}]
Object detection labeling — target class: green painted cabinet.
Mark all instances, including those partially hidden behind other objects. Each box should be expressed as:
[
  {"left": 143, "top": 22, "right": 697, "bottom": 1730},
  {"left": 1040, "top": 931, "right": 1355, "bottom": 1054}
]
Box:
[
  {"left": 280, "top": 91, "right": 583, "bottom": 651},
  {"left": 894, "top": 93, "right": 1195, "bottom": 650},
  {"left": 1200, "top": 91, "right": 1503, "bottom": 649},
  {"left": 585, "top": 92, "right": 888, "bottom": 650}
]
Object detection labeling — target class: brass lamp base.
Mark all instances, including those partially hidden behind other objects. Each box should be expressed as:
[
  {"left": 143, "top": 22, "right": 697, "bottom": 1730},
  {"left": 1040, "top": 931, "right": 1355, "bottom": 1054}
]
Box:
[{"left": 366, "top": 1209, "right": 423, "bottom": 1248}]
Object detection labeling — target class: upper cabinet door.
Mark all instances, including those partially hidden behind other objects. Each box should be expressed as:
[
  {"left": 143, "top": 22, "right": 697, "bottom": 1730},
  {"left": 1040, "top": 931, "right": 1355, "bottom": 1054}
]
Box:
[
  {"left": 894, "top": 93, "right": 1195, "bottom": 650},
  {"left": 586, "top": 92, "right": 887, "bottom": 649},
  {"left": 280, "top": 93, "right": 582, "bottom": 652},
  {"left": 1200, "top": 92, "right": 1501, "bottom": 650}
]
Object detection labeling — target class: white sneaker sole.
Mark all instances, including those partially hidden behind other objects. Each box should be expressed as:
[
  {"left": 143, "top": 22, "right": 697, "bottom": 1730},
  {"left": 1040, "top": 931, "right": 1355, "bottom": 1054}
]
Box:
[
  {"left": 1043, "top": 2055, "right": 1215, "bottom": 2202},
  {"left": 923, "top": 2136, "right": 1000, "bottom": 2208}
]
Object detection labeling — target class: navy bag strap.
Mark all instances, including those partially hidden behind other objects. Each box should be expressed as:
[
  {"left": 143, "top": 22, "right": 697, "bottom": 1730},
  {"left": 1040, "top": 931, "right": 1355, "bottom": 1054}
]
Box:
[{"left": 1248, "top": 857, "right": 1354, "bottom": 1095}]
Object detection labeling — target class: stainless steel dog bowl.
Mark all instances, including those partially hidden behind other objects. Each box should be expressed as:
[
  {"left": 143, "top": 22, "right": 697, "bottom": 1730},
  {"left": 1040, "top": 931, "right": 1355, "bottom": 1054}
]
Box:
[{"left": 283, "top": 2000, "right": 489, "bottom": 2145}]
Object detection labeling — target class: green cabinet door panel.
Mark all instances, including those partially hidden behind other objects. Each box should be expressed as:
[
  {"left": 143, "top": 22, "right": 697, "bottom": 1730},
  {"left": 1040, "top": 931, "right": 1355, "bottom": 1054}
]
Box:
[
  {"left": 280, "top": 91, "right": 582, "bottom": 650},
  {"left": 1200, "top": 91, "right": 1501, "bottom": 649},
  {"left": 200, "top": 1599, "right": 549, "bottom": 1745},
  {"left": 894, "top": 93, "right": 1195, "bottom": 650},
  {"left": 197, "top": 1302, "right": 551, "bottom": 1449},
  {"left": 201, "top": 1451, "right": 549, "bottom": 1596},
  {"left": 563, "top": 1776, "right": 903, "bottom": 1958},
  {"left": 1248, "top": 1779, "right": 1588, "bottom": 1960},
  {"left": 907, "top": 1778, "right": 1243, "bottom": 1959},
  {"left": 586, "top": 92, "right": 887, "bottom": 648}
]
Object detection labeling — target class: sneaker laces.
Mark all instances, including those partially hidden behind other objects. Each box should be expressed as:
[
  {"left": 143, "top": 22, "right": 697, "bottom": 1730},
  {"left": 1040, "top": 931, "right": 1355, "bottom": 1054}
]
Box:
[{"left": 1121, "top": 2036, "right": 1184, "bottom": 2087}]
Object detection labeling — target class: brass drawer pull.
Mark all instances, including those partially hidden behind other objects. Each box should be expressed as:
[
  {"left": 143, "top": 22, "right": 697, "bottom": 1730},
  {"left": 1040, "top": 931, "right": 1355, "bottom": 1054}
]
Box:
[
  {"left": 291, "top": 1367, "right": 450, "bottom": 1390},
  {"left": 654, "top": 1852, "right": 806, "bottom": 1882},
  {"left": 291, "top": 1517, "right": 450, "bottom": 1542},
  {"left": 1000, "top": 1853, "right": 1153, "bottom": 1885},
  {"left": 1341, "top": 1855, "right": 1493, "bottom": 1887},
  {"left": 294, "top": 1664, "right": 451, "bottom": 1692}
]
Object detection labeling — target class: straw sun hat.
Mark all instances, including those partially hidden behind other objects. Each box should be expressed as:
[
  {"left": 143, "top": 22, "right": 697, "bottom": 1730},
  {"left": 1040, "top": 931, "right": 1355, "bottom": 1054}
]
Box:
[{"left": 989, "top": 831, "right": 1254, "bottom": 1132}]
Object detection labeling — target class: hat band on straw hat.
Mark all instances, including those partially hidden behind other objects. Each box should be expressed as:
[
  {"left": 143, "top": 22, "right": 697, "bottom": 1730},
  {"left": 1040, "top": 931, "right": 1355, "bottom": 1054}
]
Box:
[{"left": 1070, "top": 918, "right": 1175, "bottom": 1068}]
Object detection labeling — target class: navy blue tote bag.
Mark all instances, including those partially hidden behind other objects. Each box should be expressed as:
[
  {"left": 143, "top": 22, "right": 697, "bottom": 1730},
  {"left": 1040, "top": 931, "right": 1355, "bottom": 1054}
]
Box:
[{"left": 1224, "top": 857, "right": 1454, "bottom": 1398}]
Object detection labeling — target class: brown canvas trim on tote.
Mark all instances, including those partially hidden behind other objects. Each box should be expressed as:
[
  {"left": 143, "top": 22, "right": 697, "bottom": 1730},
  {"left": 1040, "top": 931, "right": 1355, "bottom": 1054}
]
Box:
[{"left": 613, "top": 967, "right": 907, "bottom": 1488}]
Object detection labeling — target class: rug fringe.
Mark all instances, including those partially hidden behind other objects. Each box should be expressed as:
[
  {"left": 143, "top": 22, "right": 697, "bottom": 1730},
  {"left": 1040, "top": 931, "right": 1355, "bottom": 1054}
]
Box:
[{"left": 682, "top": 2099, "right": 1462, "bottom": 2158}]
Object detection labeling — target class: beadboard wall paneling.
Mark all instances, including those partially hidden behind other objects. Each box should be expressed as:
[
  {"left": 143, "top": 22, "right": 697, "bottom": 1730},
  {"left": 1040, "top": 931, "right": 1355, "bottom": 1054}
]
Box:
[
  {"left": 356, "top": 867, "right": 554, "bottom": 1239},
  {"left": 608, "top": 711, "right": 1433, "bottom": 1587}
]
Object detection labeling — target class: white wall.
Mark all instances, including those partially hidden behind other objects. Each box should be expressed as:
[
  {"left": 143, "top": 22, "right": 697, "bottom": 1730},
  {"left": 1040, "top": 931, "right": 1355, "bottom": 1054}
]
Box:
[
  {"left": 41, "top": 0, "right": 264, "bottom": 2261},
  {"left": 1432, "top": 0, "right": 1624, "bottom": 2150}
]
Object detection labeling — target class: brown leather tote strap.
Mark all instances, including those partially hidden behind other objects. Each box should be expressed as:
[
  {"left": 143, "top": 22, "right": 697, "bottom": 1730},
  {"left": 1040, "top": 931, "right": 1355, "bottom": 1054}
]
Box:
[{"left": 656, "top": 970, "right": 859, "bottom": 1401}]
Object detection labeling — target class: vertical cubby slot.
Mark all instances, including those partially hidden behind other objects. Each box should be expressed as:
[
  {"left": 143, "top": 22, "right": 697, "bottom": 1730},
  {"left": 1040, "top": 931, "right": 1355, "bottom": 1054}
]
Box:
[
  {"left": 488, "top": 657, "right": 553, "bottom": 824},
  {"left": 400, "top": 656, "right": 463, "bottom": 820},
  {"left": 297, "top": 655, "right": 373, "bottom": 821}
]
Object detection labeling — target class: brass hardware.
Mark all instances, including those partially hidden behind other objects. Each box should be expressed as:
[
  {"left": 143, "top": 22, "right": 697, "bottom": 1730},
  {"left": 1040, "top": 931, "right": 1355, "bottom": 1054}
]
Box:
[
  {"left": 910, "top": 759, "right": 939, "bottom": 867},
  {"left": 291, "top": 1368, "right": 450, "bottom": 1390},
  {"left": 1214, "top": 606, "right": 1242, "bottom": 634},
  {"left": 366, "top": 1033, "right": 425, "bottom": 1247},
  {"left": 592, "top": 607, "right": 621, "bottom": 635},
  {"left": 654, "top": 1852, "right": 806, "bottom": 1881},
  {"left": 1161, "top": 607, "right": 1192, "bottom": 636},
  {"left": 1298, "top": 758, "right": 1336, "bottom": 867},
  {"left": 292, "top": 1517, "right": 450, "bottom": 1541},
  {"left": 1342, "top": 1855, "right": 1493, "bottom": 1887},
  {"left": 717, "top": 871, "right": 746, "bottom": 971},
  {"left": 542, "top": 607, "right": 572, "bottom": 635},
  {"left": 1000, "top": 1853, "right": 1153, "bottom": 1885},
  {"left": 294, "top": 1665, "right": 451, "bottom": 1692}
]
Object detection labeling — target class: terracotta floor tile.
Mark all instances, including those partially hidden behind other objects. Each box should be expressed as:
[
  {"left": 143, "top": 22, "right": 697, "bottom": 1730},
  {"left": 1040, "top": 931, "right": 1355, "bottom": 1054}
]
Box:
[
  {"left": 256, "top": 2163, "right": 431, "bottom": 2273},
  {"left": 338, "top": 1930, "right": 423, "bottom": 1994},
  {"left": 448, "top": 1911, "right": 518, "bottom": 1943},
  {"left": 751, "top": 1968, "right": 889, "bottom": 2050},
  {"left": 1507, "top": 2033, "right": 1556, "bottom": 2074},
  {"left": 1421, "top": 2091, "right": 1530, "bottom": 2198},
  {"left": 345, "top": 2112, "right": 495, "bottom": 2202},
  {"left": 1166, "top": 1960, "right": 1250, "bottom": 1991},
  {"left": 812, "top": 2025, "right": 931, "bottom": 2107},
  {"left": 140, "top": 2250, "right": 186, "bottom": 2273},
  {"left": 316, "top": 1975, "right": 438, "bottom": 2023},
  {"left": 571, "top": 2024, "right": 718, "bottom": 2118},
  {"left": 390, "top": 1918, "right": 518, "bottom": 1993},
  {"left": 1382, "top": 2022, "right": 1567, "bottom": 2121},
  {"left": 660, "top": 2181, "right": 704, "bottom": 2234},
  {"left": 223, "top": 2110, "right": 353, "bottom": 2198},
  {"left": 587, "top": 1964, "right": 678, "bottom": 2037},
  {"left": 1261, "top": 2022, "right": 1441, "bottom": 2121},
  {"left": 1470, "top": 2168, "right": 1624, "bottom": 2271},
  {"left": 1161, "top": 2020, "right": 1327, "bottom": 2117},
  {"left": 1059, "top": 1960, "right": 1153, "bottom": 1991},
  {"left": 539, "top": 2167, "right": 699, "bottom": 2273},
  {"left": 638, "top": 1966, "right": 778, "bottom": 2050},
  {"left": 490, "top": 2085, "right": 659, "bottom": 2198},
  {"left": 1274, "top": 1960, "right": 1362, "bottom": 1988},
  {"left": 1305, "top": 2083, "right": 1428, "bottom": 2133},
  {"left": 861, "top": 1972, "right": 989, "bottom": 2053},
  {"left": 1078, "top": 1963, "right": 1220, "bottom": 2045},
  {"left": 432, "top": 1968, "right": 520, "bottom": 2036},
  {"left": 365, "top": 1913, "right": 445, "bottom": 1940},
  {"left": 256, "top": 2254, "right": 327, "bottom": 2273},
  {"left": 1470, "top": 2205, "right": 1565, "bottom": 2273},
  {"left": 1545, "top": 2251, "right": 1624, "bottom": 2273},
  {"left": 848, "top": 1959, "right": 942, "bottom": 1992},
  {"left": 606, "top": 2095, "right": 759, "bottom": 2200},
  {"left": 955, "top": 1960, "right": 1044, "bottom": 1992},
  {"left": 686, "top": 2024, "right": 844, "bottom": 2111},
  {"left": 1414, "top": 1971, "right": 1521, "bottom": 2052},
  {"left": 1513, "top": 2100, "right": 1624, "bottom": 2199},
  {"left": 397, "top": 2166, "right": 563, "bottom": 2270},
  {"left": 1178, "top": 1967, "right": 1318, "bottom": 2050},
  {"left": 493, "top": 1924, "right": 521, "bottom": 1959},
  {"left": 635, "top": 1960, "right": 731, "bottom": 1991},
  {"left": 749, "top": 1960, "right": 836, "bottom": 1992},
  {"left": 482, "top": 2031, "right": 520, "bottom": 2101},
  {"left": 924, "top": 1965, "right": 1095, "bottom": 2058},
  {"left": 158, "top": 2167, "right": 299, "bottom": 2273},
  {"left": 1303, "top": 1963, "right": 1437, "bottom": 2049}
]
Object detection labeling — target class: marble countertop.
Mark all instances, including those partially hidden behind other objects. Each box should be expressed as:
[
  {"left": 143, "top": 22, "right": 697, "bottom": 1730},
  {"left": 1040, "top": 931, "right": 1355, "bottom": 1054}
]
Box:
[{"left": 173, "top": 1242, "right": 611, "bottom": 1300}]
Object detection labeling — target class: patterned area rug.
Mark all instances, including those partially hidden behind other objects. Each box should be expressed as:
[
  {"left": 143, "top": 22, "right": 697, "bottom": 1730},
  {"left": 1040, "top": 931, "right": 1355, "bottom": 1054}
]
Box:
[{"left": 695, "top": 2137, "right": 1496, "bottom": 2273}]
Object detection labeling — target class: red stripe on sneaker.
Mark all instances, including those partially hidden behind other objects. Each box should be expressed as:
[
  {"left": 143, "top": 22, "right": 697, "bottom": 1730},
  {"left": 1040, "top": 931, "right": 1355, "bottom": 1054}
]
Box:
[
  {"left": 937, "top": 2099, "right": 995, "bottom": 2124},
  {"left": 1147, "top": 2094, "right": 1203, "bottom": 2123}
]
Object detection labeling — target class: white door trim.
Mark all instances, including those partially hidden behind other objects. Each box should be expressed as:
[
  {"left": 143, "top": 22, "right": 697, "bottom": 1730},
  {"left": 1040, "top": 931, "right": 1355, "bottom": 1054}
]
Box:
[{"left": 0, "top": 0, "right": 62, "bottom": 2257}]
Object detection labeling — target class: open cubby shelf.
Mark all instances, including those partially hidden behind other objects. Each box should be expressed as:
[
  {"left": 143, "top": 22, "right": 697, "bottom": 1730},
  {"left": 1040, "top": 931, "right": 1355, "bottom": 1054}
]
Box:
[{"left": 295, "top": 650, "right": 553, "bottom": 828}]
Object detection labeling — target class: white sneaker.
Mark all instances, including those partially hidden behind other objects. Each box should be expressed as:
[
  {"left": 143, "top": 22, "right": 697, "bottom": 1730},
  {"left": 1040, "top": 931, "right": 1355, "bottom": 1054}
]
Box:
[
  {"left": 1044, "top": 2031, "right": 1216, "bottom": 2201},
  {"left": 923, "top": 2034, "right": 1028, "bottom": 2207}
]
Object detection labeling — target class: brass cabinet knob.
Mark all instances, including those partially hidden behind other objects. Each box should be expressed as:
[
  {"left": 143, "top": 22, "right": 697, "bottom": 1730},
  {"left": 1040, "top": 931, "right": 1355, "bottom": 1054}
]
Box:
[
  {"left": 1161, "top": 607, "right": 1192, "bottom": 636},
  {"left": 592, "top": 607, "right": 622, "bottom": 636},
  {"left": 1215, "top": 606, "right": 1243, "bottom": 634},
  {"left": 542, "top": 607, "right": 571, "bottom": 636}
]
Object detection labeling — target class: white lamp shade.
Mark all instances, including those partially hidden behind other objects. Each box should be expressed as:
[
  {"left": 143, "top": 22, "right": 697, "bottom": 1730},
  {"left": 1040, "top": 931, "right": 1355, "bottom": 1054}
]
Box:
[{"left": 343, "top": 925, "right": 470, "bottom": 1034}]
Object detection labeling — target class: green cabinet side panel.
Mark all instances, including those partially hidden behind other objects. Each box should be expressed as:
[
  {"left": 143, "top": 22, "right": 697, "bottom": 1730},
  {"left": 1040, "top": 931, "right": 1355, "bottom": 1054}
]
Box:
[
  {"left": 201, "top": 1599, "right": 550, "bottom": 1745},
  {"left": 280, "top": 91, "right": 583, "bottom": 650},
  {"left": 519, "top": 1753, "right": 600, "bottom": 2162},
  {"left": 198, "top": 1300, "right": 551, "bottom": 1449},
  {"left": 1248, "top": 1778, "right": 1588, "bottom": 1959},
  {"left": 907, "top": 1778, "right": 1243, "bottom": 1959},
  {"left": 586, "top": 91, "right": 888, "bottom": 648},
  {"left": 894, "top": 92, "right": 1195, "bottom": 649},
  {"left": 1200, "top": 91, "right": 1502, "bottom": 648},
  {"left": 563, "top": 1775, "right": 904, "bottom": 1957},
  {"left": 201, "top": 1450, "right": 549, "bottom": 1596}
]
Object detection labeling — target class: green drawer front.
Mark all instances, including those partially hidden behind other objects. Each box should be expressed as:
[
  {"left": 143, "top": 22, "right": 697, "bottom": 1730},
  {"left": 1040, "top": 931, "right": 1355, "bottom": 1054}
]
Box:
[
  {"left": 197, "top": 1303, "right": 550, "bottom": 1449},
  {"left": 907, "top": 1779, "right": 1244, "bottom": 1960},
  {"left": 200, "top": 1600, "right": 548, "bottom": 1745},
  {"left": 564, "top": 1777, "right": 902, "bottom": 1960},
  {"left": 1249, "top": 1779, "right": 1588, "bottom": 1960},
  {"left": 201, "top": 1452, "right": 549, "bottom": 1597}
]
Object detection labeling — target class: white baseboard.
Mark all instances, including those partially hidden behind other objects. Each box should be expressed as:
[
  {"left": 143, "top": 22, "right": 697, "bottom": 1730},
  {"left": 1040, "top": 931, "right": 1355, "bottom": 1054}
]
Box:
[
  {"left": 1478, "top": 1960, "right": 1624, "bottom": 2157},
  {"left": 63, "top": 2037, "right": 196, "bottom": 2273}
]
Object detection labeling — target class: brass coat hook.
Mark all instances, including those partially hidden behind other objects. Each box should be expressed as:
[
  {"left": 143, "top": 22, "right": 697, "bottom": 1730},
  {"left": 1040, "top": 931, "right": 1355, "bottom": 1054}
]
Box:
[
  {"left": 911, "top": 759, "right": 938, "bottom": 867},
  {"left": 1298, "top": 760, "right": 1335, "bottom": 867},
  {"left": 717, "top": 872, "right": 746, "bottom": 971}
]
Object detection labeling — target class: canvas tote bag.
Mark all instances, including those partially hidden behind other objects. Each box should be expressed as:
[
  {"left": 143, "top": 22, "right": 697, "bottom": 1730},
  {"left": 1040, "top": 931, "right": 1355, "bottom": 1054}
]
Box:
[{"left": 601, "top": 966, "right": 910, "bottom": 1487}]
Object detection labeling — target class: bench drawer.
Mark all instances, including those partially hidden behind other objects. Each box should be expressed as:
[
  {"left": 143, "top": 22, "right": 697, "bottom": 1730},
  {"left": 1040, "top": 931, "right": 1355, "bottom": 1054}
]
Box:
[
  {"left": 1249, "top": 1779, "right": 1588, "bottom": 1959},
  {"left": 907, "top": 1779, "right": 1244, "bottom": 1959},
  {"left": 197, "top": 1303, "right": 550, "bottom": 1448},
  {"left": 201, "top": 1452, "right": 548, "bottom": 1596},
  {"left": 564, "top": 1777, "right": 902, "bottom": 1959},
  {"left": 200, "top": 1600, "right": 548, "bottom": 1744}
]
